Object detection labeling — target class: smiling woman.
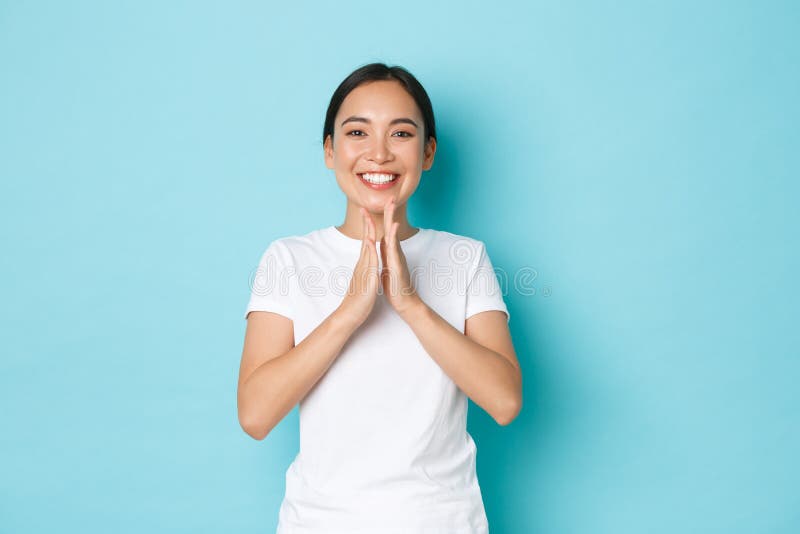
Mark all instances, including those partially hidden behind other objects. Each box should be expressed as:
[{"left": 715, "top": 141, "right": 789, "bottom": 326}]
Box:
[
  {"left": 323, "top": 73, "right": 436, "bottom": 233},
  {"left": 238, "top": 62, "right": 521, "bottom": 533}
]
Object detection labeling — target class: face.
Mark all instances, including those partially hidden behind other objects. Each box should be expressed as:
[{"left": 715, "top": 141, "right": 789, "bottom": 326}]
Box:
[{"left": 324, "top": 80, "right": 436, "bottom": 214}]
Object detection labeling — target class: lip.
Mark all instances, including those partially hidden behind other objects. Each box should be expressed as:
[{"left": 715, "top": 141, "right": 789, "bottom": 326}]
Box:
[
  {"left": 357, "top": 171, "right": 400, "bottom": 190},
  {"left": 357, "top": 170, "right": 400, "bottom": 176}
]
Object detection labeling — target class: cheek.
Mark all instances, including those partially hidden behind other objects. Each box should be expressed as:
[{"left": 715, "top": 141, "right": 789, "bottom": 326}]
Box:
[
  {"left": 399, "top": 144, "right": 425, "bottom": 165},
  {"left": 335, "top": 143, "right": 362, "bottom": 163}
]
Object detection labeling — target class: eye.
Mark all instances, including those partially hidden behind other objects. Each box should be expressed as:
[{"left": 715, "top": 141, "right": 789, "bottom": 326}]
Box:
[
  {"left": 346, "top": 130, "right": 366, "bottom": 137},
  {"left": 393, "top": 131, "right": 414, "bottom": 138}
]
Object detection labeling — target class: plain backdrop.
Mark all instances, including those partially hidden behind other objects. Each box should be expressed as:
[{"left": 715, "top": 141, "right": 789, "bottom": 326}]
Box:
[{"left": 1, "top": 1, "right": 798, "bottom": 533}]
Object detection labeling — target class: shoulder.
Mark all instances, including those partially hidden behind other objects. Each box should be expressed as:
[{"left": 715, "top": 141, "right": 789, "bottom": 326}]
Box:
[
  {"left": 260, "top": 228, "right": 326, "bottom": 253},
  {"left": 423, "top": 228, "right": 489, "bottom": 267},
  {"left": 428, "top": 229, "right": 485, "bottom": 245},
  {"left": 255, "top": 227, "right": 330, "bottom": 264}
]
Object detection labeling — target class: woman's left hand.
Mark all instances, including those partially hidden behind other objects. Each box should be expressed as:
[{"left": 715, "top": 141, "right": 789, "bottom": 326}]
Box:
[{"left": 376, "top": 197, "right": 424, "bottom": 318}]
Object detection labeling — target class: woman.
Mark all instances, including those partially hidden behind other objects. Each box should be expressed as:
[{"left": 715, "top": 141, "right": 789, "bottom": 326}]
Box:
[{"left": 238, "top": 62, "right": 522, "bottom": 533}]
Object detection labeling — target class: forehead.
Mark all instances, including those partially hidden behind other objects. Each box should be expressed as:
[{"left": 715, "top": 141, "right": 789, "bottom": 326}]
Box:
[{"left": 337, "top": 80, "right": 422, "bottom": 123}]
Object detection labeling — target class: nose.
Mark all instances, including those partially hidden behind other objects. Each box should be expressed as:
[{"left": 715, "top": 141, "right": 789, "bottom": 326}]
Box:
[{"left": 366, "top": 135, "right": 393, "bottom": 163}]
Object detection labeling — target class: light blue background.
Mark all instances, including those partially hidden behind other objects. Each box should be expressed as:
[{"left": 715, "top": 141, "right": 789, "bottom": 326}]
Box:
[{"left": 1, "top": 1, "right": 797, "bottom": 533}]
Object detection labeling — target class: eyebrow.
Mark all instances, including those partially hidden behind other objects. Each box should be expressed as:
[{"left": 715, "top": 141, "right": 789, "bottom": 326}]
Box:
[{"left": 340, "top": 116, "right": 419, "bottom": 129}]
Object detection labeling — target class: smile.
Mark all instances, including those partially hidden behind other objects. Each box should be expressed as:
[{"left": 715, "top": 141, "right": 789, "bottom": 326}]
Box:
[{"left": 358, "top": 172, "right": 399, "bottom": 190}]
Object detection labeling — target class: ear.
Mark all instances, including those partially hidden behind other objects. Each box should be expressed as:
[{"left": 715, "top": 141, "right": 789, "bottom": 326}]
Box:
[
  {"left": 323, "top": 135, "right": 334, "bottom": 169},
  {"left": 422, "top": 136, "right": 436, "bottom": 171}
]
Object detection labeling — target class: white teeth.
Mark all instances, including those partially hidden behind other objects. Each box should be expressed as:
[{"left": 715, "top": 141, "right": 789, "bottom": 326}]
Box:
[{"left": 361, "top": 173, "right": 397, "bottom": 184}]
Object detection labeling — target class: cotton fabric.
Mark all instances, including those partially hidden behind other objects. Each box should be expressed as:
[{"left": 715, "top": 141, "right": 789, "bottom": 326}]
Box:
[{"left": 244, "top": 225, "right": 510, "bottom": 533}]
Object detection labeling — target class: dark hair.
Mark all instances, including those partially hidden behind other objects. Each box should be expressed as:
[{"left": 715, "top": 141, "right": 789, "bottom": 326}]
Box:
[{"left": 322, "top": 62, "right": 436, "bottom": 147}]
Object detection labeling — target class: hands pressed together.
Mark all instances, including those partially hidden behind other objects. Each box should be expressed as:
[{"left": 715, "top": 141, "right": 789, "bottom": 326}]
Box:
[{"left": 338, "top": 197, "right": 425, "bottom": 327}]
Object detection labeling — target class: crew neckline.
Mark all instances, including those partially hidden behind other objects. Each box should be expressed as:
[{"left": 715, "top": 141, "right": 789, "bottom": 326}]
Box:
[{"left": 326, "top": 225, "right": 427, "bottom": 248}]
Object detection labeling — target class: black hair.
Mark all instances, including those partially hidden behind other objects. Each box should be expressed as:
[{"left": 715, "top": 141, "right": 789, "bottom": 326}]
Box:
[{"left": 322, "top": 62, "right": 436, "bottom": 148}]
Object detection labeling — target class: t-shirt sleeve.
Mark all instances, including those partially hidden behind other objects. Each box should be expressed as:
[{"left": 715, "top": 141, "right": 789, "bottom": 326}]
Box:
[
  {"left": 244, "top": 240, "right": 294, "bottom": 321},
  {"left": 465, "top": 241, "right": 511, "bottom": 324}
]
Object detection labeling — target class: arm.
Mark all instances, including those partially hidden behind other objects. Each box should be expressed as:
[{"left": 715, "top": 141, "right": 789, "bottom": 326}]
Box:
[
  {"left": 399, "top": 304, "right": 522, "bottom": 426},
  {"left": 238, "top": 208, "right": 382, "bottom": 440},
  {"left": 237, "top": 308, "right": 360, "bottom": 440},
  {"left": 375, "top": 198, "right": 522, "bottom": 426}
]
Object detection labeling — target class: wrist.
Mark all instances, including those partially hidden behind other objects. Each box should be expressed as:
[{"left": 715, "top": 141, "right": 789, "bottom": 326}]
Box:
[
  {"left": 331, "top": 305, "right": 363, "bottom": 334},
  {"left": 397, "top": 295, "right": 428, "bottom": 323}
]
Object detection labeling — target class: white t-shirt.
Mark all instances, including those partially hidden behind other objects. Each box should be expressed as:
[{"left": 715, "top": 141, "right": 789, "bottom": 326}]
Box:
[{"left": 244, "top": 225, "right": 510, "bottom": 533}]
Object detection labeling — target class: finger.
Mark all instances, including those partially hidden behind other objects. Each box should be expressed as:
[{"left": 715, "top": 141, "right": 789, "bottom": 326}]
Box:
[
  {"left": 391, "top": 222, "right": 406, "bottom": 289},
  {"left": 389, "top": 222, "right": 401, "bottom": 286},
  {"left": 366, "top": 213, "right": 378, "bottom": 267},
  {"left": 359, "top": 210, "right": 368, "bottom": 260},
  {"left": 383, "top": 197, "right": 394, "bottom": 245},
  {"left": 365, "top": 209, "right": 375, "bottom": 243},
  {"left": 380, "top": 231, "right": 388, "bottom": 272},
  {"left": 385, "top": 220, "right": 398, "bottom": 264},
  {"left": 370, "top": 231, "right": 381, "bottom": 290},
  {"left": 393, "top": 222, "right": 400, "bottom": 251}
]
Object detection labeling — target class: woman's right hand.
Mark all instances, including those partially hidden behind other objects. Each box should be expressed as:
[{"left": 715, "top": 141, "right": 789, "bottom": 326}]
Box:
[{"left": 336, "top": 207, "right": 380, "bottom": 327}]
